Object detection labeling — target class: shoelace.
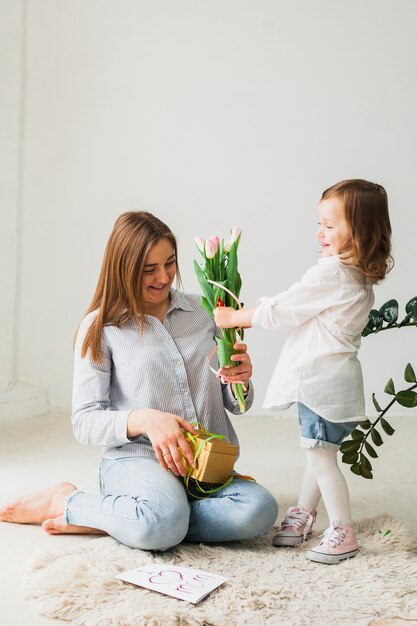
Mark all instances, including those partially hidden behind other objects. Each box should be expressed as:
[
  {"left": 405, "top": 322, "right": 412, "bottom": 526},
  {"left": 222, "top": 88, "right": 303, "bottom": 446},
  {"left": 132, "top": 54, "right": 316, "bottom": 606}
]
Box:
[
  {"left": 281, "top": 508, "right": 316, "bottom": 539},
  {"left": 319, "top": 519, "right": 346, "bottom": 547}
]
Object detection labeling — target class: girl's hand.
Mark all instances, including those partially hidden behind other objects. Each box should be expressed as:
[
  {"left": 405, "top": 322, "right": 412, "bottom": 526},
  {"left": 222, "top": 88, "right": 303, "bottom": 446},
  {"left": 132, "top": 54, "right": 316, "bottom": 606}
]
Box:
[
  {"left": 218, "top": 342, "right": 253, "bottom": 384},
  {"left": 127, "top": 409, "right": 197, "bottom": 476},
  {"left": 214, "top": 306, "right": 238, "bottom": 328},
  {"left": 214, "top": 306, "right": 256, "bottom": 329}
]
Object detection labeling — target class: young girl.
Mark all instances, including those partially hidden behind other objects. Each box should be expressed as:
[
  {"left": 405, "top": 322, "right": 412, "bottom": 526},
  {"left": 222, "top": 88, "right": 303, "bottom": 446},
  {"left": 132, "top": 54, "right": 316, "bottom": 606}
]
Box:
[{"left": 214, "top": 179, "right": 393, "bottom": 564}]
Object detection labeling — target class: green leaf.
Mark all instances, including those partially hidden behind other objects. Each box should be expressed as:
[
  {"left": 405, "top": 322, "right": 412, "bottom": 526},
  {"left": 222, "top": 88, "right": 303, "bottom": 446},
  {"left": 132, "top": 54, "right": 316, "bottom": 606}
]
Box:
[
  {"left": 372, "top": 394, "right": 382, "bottom": 412},
  {"left": 351, "top": 429, "right": 365, "bottom": 441},
  {"left": 362, "top": 326, "right": 374, "bottom": 337},
  {"left": 380, "top": 418, "right": 395, "bottom": 436},
  {"left": 405, "top": 296, "right": 417, "bottom": 320},
  {"left": 226, "top": 241, "right": 238, "bottom": 297},
  {"left": 396, "top": 390, "right": 417, "bottom": 408},
  {"left": 350, "top": 462, "right": 362, "bottom": 475},
  {"left": 398, "top": 313, "right": 412, "bottom": 328},
  {"left": 365, "top": 441, "right": 378, "bottom": 458},
  {"left": 212, "top": 280, "right": 231, "bottom": 309},
  {"left": 232, "top": 383, "right": 246, "bottom": 413},
  {"left": 359, "top": 419, "right": 372, "bottom": 429},
  {"left": 370, "top": 427, "right": 383, "bottom": 446},
  {"left": 384, "top": 378, "right": 395, "bottom": 395},
  {"left": 404, "top": 363, "right": 416, "bottom": 383},
  {"left": 360, "top": 453, "right": 373, "bottom": 472},
  {"left": 194, "top": 260, "right": 214, "bottom": 310},
  {"left": 359, "top": 463, "right": 373, "bottom": 479},
  {"left": 379, "top": 299, "right": 398, "bottom": 324},
  {"left": 342, "top": 451, "right": 359, "bottom": 464},
  {"left": 340, "top": 439, "right": 361, "bottom": 453},
  {"left": 200, "top": 297, "right": 213, "bottom": 317},
  {"left": 215, "top": 337, "right": 236, "bottom": 368},
  {"left": 362, "top": 309, "right": 382, "bottom": 336}
]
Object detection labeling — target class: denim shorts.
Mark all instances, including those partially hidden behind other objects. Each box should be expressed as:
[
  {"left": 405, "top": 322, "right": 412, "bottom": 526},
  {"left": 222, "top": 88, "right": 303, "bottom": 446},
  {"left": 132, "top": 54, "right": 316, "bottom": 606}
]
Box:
[{"left": 298, "top": 403, "right": 359, "bottom": 450}]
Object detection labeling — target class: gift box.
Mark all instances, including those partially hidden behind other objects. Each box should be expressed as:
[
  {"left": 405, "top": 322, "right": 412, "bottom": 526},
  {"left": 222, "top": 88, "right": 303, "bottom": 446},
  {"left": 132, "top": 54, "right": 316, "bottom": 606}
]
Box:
[{"left": 181, "top": 434, "right": 239, "bottom": 484}]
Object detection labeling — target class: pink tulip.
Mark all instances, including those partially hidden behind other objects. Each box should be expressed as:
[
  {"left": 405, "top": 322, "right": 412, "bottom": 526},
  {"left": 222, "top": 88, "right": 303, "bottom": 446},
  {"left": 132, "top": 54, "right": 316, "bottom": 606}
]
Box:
[
  {"left": 230, "top": 227, "right": 242, "bottom": 244},
  {"left": 205, "top": 235, "right": 220, "bottom": 259},
  {"left": 223, "top": 239, "right": 231, "bottom": 253},
  {"left": 194, "top": 236, "right": 205, "bottom": 252}
]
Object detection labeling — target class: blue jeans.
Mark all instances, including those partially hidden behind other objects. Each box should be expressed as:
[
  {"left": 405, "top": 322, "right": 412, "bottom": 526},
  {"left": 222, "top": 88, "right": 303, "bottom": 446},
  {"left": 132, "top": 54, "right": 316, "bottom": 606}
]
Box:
[
  {"left": 298, "top": 403, "right": 359, "bottom": 450},
  {"left": 64, "top": 457, "right": 278, "bottom": 550}
]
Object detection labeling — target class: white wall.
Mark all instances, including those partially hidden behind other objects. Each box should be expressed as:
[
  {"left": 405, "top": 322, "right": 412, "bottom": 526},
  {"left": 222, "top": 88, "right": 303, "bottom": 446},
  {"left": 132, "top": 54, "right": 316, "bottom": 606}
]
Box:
[
  {"left": 3, "top": 0, "right": 417, "bottom": 419},
  {"left": 0, "top": 0, "right": 22, "bottom": 392}
]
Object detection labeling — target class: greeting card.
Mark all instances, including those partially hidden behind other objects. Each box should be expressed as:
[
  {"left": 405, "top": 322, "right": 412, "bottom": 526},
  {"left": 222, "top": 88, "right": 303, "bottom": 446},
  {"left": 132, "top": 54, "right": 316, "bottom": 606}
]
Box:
[{"left": 117, "top": 563, "right": 227, "bottom": 604}]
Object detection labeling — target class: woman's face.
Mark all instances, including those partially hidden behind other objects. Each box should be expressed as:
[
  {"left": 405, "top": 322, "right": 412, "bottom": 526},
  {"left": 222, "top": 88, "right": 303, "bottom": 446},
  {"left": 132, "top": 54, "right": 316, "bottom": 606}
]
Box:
[{"left": 141, "top": 238, "right": 177, "bottom": 312}]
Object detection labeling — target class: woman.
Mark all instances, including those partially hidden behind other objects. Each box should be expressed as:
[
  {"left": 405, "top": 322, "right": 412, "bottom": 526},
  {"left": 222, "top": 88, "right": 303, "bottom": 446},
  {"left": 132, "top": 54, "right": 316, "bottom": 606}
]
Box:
[{"left": 1, "top": 211, "right": 278, "bottom": 550}]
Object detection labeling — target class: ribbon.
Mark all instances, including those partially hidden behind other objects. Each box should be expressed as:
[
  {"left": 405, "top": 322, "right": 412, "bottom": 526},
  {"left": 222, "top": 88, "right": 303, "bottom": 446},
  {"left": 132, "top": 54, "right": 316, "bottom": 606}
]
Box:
[
  {"left": 206, "top": 279, "right": 247, "bottom": 390},
  {"left": 180, "top": 423, "right": 255, "bottom": 498}
]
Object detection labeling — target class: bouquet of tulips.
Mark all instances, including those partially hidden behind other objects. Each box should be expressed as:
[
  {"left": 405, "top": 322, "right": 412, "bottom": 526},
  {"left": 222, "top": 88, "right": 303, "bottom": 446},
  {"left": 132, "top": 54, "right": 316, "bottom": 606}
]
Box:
[{"left": 194, "top": 227, "right": 246, "bottom": 412}]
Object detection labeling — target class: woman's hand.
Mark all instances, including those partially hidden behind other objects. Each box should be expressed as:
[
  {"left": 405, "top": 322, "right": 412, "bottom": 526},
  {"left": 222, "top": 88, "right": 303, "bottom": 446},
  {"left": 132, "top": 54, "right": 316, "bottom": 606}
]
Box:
[
  {"left": 127, "top": 409, "right": 197, "bottom": 477},
  {"left": 218, "top": 341, "right": 253, "bottom": 385}
]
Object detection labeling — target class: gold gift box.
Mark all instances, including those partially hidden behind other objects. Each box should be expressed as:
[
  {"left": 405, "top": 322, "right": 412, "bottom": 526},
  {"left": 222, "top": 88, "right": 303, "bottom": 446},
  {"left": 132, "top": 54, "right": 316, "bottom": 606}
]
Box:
[{"left": 181, "top": 435, "right": 239, "bottom": 484}]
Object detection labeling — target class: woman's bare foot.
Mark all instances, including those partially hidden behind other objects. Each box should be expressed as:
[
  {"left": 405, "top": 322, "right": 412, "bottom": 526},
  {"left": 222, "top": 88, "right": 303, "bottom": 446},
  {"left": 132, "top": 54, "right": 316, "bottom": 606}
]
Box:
[
  {"left": 42, "top": 516, "right": 107, "bottom": 536},
  {"left": 0, "top": 482, "right": 77, "bottom": 525}
]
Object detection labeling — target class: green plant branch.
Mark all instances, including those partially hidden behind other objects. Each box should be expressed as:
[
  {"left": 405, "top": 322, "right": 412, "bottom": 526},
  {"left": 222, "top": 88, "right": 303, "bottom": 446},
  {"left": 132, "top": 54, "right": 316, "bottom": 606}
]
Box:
[
  {"left": 365, "top": 320, "right": 417, "bottom": 334},
  {"left": 341, "top": 295, "right": 417, "bottom": 479}
]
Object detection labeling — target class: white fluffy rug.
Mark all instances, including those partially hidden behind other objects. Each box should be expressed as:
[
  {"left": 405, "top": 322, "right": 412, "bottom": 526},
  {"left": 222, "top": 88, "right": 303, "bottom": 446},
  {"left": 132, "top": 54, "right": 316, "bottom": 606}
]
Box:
[{"left": 25, "top": 515, "right": 417, "bottom": 626}]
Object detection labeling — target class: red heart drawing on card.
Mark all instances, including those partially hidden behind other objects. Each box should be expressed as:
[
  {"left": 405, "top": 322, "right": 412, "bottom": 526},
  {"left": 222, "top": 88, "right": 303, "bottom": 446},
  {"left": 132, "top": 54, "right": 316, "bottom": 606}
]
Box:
[{"left": 149, "top": 569, "right": 184, "bottom": 585}]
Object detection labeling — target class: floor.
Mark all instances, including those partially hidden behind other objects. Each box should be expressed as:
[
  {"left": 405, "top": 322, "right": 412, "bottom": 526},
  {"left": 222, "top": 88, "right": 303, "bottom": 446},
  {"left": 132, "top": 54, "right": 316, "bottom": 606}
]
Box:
[{"left": 0, "top": 411, "right": 416, "bottom": 626}]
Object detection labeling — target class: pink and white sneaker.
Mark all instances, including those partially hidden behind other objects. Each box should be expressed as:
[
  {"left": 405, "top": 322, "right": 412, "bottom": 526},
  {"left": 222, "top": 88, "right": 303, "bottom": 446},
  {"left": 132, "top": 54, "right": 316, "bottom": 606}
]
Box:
[
  {"left": 306, "top": 519, "right": 359, "bottom": 564},
  {"left": 272, "top": 506, "right": 317, "bottom": 546}
]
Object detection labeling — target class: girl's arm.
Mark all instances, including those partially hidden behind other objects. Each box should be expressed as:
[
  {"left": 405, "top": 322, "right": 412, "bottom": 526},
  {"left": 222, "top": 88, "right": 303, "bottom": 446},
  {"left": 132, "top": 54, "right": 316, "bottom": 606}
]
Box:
[{"left": 214, "top": 305, "right": 258, "bottom": 329}]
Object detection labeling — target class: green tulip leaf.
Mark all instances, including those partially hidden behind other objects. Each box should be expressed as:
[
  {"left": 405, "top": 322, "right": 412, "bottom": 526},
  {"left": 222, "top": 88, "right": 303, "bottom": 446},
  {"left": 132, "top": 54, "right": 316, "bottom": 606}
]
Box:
[
  {"left": 370, "top": 427, "right": 383, "bottom": 446},
  {"left": 396, "top": 390, "right": 417, "bottom": 408},
  {"left": 365, "top": 441, "right": 378, "bottom": 458},
  {"left": 380, "top": 418, "right": 395, "bottom": 436},
  {"left": 404, "top": 363, "right": 416, "bottom": 383},
  {"left": 194, "top": 261, "right": 214, "bottom": 310},
  {"left": 215, "top": 337, "right": 236, "bottom": 368},
  {"left": 384, "top": 378, "right": 395, "bottom": 395},
  {"left": 226, "top": 241, "right": 238, "bottom": 295},
  {"left": 372, "top": 394, "right": 382, "bottom": 412},
  {"left": 200, "top": 297, "right": 214, "bottom": 317}
]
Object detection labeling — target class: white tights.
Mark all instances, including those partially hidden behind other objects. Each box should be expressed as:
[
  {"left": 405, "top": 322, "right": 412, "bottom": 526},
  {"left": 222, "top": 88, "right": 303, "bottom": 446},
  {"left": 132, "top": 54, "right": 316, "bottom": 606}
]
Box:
[{"left": 297, "top": 447, "right": 352, "bottom": 525}]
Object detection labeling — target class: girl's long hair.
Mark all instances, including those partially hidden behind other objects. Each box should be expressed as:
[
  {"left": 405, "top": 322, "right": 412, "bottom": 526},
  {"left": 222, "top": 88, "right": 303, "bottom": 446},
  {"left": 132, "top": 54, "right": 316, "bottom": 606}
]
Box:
[
  {"left": 321, "top": 179, "right": 394, "bottom": 283},
  {"left": 78, "top": 211, "right": 180, "bottom": 363}
]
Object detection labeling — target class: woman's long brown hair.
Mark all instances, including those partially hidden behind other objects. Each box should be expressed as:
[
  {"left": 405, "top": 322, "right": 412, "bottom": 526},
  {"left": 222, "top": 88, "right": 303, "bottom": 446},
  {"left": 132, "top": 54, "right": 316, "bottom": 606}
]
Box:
[
  {"left": 321, "top": 179, "right": 394, "bottom": 283},
  {"left": 78, "top": 211, "right": 180, "bottom": 363}
]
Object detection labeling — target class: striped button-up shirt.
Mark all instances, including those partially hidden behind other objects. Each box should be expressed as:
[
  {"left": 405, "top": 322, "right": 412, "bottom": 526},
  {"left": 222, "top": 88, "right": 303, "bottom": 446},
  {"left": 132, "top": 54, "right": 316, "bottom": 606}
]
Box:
[{"left": 72, "top": 289, "right": 253, "bottom": 459}]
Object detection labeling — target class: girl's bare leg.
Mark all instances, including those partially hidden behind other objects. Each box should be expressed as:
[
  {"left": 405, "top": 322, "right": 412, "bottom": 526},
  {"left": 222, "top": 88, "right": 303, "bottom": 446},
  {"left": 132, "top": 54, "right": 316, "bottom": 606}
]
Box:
[{"left": 0, "top": 482, "right": 106, "bottom": 536}]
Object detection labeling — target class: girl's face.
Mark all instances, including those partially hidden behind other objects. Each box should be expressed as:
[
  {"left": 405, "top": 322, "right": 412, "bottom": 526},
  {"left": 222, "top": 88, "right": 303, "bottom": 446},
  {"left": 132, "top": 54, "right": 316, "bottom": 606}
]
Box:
[
  {"left": 316, "top": 197, "right": 351, "bottom": 257},
  {"left": 141, "top": 238, "right": 176, "bottom": 312}
]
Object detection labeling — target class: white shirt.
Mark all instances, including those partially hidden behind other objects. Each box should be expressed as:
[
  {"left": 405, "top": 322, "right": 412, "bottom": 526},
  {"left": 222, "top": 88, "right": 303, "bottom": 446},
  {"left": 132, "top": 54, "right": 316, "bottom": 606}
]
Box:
[
  {"left": 72, "top": 290, "right": 253, "bottom": 459},
  {"left": 252, "top": 256, "right": 374, "bottom": 422}
]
